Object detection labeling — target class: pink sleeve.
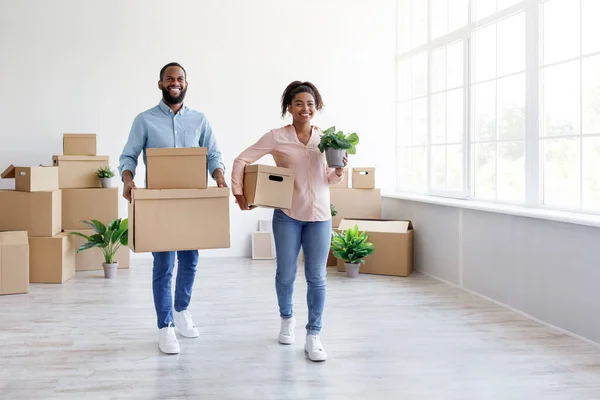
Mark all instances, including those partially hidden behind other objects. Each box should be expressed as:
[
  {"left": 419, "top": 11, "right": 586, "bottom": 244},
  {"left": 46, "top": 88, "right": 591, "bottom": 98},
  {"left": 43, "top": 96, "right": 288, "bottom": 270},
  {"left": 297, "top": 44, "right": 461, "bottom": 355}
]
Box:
[
  {"left": 327, "top": 168, "right": 343, "bottom": 184},
  {"left": 231, "top": 131, "right": 275, "bottom": 196}
]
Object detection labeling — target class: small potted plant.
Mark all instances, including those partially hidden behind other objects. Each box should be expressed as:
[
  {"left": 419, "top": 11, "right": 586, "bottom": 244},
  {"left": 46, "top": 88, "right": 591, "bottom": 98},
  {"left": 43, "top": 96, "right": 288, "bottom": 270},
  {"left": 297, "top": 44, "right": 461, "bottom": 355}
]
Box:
[
  {"left": 330, "top": 224, "right": 375, "bottom": 278},
  {"left": 69, "top": 218, "right": 128, "bottom": 279},
  {"left": 97, "top": 167, "right": 115, "bottom": 188},
  {"left": 330, "top": 203, "right": 337, "bottom": 217},
  {"left": 318, "top": 126, "right": 359, "bottom": 168}
]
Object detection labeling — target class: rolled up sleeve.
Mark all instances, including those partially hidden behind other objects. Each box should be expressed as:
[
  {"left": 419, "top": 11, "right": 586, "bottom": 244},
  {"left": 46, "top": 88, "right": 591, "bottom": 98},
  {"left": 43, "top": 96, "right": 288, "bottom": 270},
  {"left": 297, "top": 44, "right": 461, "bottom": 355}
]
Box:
[
  {"left": 200, "top": 118, "right": 226, "bottom": 179},
  {"left": 118, "top": 114, "right": 146, "bottom": 180}
]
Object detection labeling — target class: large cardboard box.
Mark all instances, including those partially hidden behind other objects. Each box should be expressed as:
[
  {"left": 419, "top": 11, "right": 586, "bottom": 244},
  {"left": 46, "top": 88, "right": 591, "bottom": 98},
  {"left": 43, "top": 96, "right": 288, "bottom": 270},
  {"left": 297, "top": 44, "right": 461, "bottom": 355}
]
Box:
[
  {"left": 0, "top": 231, "right": 29, "bottom": 295},
  {"left": 29, "top": 232, "right": 76, "bottom": 284},
  {"left": 330, "top": 168, "right": 349, "bottom": 189},
  {"left": 52, "top": 156, "right": 109, "bottom": 189},
  {"left": 63, "top": 134, "right": 97, "bottom": 156},
  {"left": 62, "top": 188, "right": 119, "bottom": 230},
  {"left": 1, "top": 165, "right": 59, "bottom": 192},
  {"left": 330, "top": 188, "right": 381, "bottom": 228},
  {"left": 243, "top": 165, "right": 294, "bottom": 209},
  {"left": 0, "top": 190, "right": 62, "bottom": 237},
  {"left": 129, "top": 188, "right": 230, "bottom": 253},
  {"left": 64, "top": 229, "right": 130, "bottom": 271},
  {"left": 146, "top": 148, "right": 207, "bottom": 189},
  {"left": 336, "top": 219, "right": 414, "bottom": 277},
  {"left": 352, "top": 168, "right": 376, "bottom": 189}
]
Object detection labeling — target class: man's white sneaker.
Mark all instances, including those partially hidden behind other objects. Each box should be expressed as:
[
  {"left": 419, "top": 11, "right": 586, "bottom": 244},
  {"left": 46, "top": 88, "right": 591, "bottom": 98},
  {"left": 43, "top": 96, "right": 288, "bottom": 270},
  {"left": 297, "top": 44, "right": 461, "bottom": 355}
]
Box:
[
  {"left": 158, "top": 324, "right": 180, "bottom": 355},
  {"left": 305, "top": 334, "right": 328, "bottom": 362},
  {"left": 173, "top": 310, "right": 199, "bottom": 338},
  {"left": 278, "top": 316, "right": 296, "bottom": 345}
]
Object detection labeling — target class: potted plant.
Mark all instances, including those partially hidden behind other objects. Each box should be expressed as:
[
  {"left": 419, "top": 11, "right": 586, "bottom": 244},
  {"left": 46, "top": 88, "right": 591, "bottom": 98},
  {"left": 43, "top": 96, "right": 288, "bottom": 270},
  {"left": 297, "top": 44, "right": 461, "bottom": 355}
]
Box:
[
  {"left": 330, "top": 203, "right": 337, "bottom": 217},
  {"left": 97, "top": 167, "right": 115, "bottom": 188},
  {"left": 69, "top": 218, "right": 128, "bottom": 279},
  {"left": 330, "top": 224, "right": 374, "bottom": 278},
  {"left": 318, "top": 126, "right": 359, "bottom": 168}
]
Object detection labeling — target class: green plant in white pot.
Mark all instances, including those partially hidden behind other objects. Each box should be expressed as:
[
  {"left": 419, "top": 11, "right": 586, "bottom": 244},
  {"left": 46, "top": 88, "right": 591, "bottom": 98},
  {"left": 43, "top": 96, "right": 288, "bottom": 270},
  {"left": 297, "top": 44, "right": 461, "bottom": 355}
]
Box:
[
  {"left": 69, "top": 218, "right": 128, "bottom": 279},
  {"left": 97, "top": 167, "right": 115, "bottom": 188},
  {"left": 330, "top": 224, "right": 374, "bottom": 278},
  {"left": 318, "top": 126, "right": 359, "bottom": 168}
]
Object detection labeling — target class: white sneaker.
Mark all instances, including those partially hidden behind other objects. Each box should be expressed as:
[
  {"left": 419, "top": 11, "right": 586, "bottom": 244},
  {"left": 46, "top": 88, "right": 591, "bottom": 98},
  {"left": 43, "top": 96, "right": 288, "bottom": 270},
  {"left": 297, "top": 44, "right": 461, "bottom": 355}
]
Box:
[
  {"left": 173, "top": 310, "right": 199, "bottom": 338},
  {"left": 305, "top": 334, "right": 328, "bottom": 362},
  {"left": 278, "top": 316, "right": 296, "bottom": 345},
  {"left": 158, "top": 324, "right": 180, "bottom": 355}
]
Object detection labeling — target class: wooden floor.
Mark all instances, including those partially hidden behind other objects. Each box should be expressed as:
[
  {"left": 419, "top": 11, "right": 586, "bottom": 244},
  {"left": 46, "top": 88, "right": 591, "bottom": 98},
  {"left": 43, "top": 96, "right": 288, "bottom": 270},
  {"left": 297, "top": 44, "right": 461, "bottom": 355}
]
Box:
[{"left": 1, "top": 258, "right": 600, "bottom": 400}]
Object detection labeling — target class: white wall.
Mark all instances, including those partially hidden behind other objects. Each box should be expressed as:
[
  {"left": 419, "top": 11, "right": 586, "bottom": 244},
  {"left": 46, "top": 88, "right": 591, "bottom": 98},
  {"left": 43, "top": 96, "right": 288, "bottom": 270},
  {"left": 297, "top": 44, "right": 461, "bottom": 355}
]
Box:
[
  {"left": 383, "top": 197, "right": 600, "bottom": 345},
  {"left": 0, "top": 0, "right": 396, "bottom": 258}
]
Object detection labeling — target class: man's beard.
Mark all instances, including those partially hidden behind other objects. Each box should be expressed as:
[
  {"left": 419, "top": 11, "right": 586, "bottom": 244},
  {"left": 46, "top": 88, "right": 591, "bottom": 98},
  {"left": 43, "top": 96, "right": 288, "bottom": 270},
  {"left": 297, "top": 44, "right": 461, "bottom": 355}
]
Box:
[{"left": 162, "top": 86, "right": 188, "bottom": 105}]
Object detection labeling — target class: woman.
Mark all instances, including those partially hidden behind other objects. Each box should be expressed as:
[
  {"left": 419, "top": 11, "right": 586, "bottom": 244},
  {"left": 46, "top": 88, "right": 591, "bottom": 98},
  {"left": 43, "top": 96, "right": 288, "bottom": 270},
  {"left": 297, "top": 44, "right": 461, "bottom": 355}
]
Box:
[{"left": 231, "top": 81, "right": 346, "bottom": 362}]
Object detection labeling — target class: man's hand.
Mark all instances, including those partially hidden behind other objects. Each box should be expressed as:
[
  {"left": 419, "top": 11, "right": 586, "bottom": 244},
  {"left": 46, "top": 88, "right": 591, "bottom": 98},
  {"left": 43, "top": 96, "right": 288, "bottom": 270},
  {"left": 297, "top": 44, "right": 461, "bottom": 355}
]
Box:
[
  {"left": 335, "top": 152, "right": 348, "bottom": 177},
  {"left": 213, "top": 168, "right": 228, "bottom": 188},
  {"left": 234, "top": 194, "right": 256, "bottom": 211},
  {"left": 122, "top": 170, "right": 137, "bottom": 202}
]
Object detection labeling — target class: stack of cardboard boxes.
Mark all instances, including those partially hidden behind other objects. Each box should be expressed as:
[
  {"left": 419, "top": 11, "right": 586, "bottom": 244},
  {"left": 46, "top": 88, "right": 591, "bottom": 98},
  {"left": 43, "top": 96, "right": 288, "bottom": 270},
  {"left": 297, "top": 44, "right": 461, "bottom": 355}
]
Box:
[
  {"left": 59, "top": 134, "right": 129, "bottom": 272},
  {"left": 0, "top": 163, "right": 68, "bottom": 285},
  {"left": 128, "top": 148, "right": 231, "bottom": 252},
  {"left": 325, "top": 167, "right": 382, "bottom": 266}
]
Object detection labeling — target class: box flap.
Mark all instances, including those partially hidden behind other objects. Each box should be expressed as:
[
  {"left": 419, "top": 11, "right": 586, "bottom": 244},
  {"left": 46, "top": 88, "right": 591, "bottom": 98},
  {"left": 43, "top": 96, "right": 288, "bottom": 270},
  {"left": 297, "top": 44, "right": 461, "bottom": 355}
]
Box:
[
  {"left": 52, "top": 155, "right": 109, "bottom": 161},
  {"left": 132, "top": 187, "right": 230, "bottom": 200},
  {"left": 0, "top": 231, "right": 28, "bottom": 245},
  {"left": 338, "top": 218, "right": 412, "bottom": 233},
  {"left": 64, "top": 133, "right": 97, "bottom": 139},
  {"left": 146, "top": 147, "right": 208, "bottom": 157},
  {"left": 353, "top": 167, "right": 376, "bottom": 173},
  {"left": 245, "top": 164, "right": 294, "bottom": 177},
  {"left": 1, "top": 165, "right": 15, "bottom": 179}
]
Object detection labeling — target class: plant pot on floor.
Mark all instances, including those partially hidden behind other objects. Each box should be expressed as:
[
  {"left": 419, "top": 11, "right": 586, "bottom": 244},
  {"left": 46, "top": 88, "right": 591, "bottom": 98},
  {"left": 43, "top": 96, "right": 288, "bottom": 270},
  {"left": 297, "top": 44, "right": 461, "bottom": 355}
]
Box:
[
  {"left": 345, "top": 262, "right": 360, "bottom": 278},
  {"left": 325, "top": 148, "right": 346, "bottom": 168},
  {"left": 100, "top": 178, "right": 113, "bottom": 188},
  {"left": 102, "top": 262, "right": 118, "bottom": 279}
]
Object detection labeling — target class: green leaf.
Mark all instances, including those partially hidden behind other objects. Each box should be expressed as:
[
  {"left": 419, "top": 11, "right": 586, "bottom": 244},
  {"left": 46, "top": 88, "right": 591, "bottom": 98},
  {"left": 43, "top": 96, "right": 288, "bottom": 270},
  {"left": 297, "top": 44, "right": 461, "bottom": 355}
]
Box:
[
  {"left": 76, "top": 241, "right": 102, "bottom": 253},
  {"left": 68, "top": 231, "right": 91, "bottom": 240},
  {"left": 120, "top": 231, "right": 129, "bottom": 246}
]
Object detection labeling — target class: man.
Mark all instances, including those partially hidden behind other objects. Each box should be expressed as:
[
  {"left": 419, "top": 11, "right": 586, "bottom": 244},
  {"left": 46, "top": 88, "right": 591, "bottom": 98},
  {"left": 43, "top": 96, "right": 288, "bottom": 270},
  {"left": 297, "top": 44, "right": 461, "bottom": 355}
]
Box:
[{"left": 119, "top": 62, "right": 227, "bottom": 355}]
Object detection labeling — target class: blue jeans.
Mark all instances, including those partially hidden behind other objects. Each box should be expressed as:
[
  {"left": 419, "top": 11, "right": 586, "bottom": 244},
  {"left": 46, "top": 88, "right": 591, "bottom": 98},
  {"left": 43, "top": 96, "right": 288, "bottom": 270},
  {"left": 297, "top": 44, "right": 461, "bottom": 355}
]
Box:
[
  {"left": 272, "top": 209, "right": 331, "bottom": 335},
  {"left": 152, "top": 250, "right": 199, "bottom": 329}
]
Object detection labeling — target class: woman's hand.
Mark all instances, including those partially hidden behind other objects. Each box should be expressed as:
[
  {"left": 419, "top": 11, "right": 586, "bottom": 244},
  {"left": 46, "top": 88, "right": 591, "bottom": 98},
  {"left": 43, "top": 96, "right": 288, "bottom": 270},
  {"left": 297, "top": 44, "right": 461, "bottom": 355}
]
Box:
[
  {"left": 335, "top": 152, "right": 348, "bottom": 176},
  {"left": 234, "top": 194, "right": 256, "bottom": 210}
]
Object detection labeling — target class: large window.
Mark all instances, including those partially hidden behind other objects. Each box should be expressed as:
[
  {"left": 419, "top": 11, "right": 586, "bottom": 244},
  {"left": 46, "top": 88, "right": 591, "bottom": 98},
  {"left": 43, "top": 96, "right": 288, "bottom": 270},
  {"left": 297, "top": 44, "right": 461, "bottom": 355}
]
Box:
[{"left": 396, "top": 0, "right": 600, "bottom": 214}]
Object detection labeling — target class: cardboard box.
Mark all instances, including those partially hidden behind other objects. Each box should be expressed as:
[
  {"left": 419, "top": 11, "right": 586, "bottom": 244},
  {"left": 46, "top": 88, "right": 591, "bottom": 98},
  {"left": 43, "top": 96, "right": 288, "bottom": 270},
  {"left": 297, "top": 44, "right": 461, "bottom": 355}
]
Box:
[
  {"left": 336, "top": 219, "right": 414, "bottom": 277},
  {"left": 330, "top": 168, "right": 349, "bottom": 189},
  {"left": 0, "top": 231, "right": 29, "bottom": 295},
  {"left": 64, "top": 229, "right": 130, "bottom": 271},
  {"left": 352, "top": 167, "right": 376, "bottom": 189},
  {"left": 63, "top": 134, "right": 97, "bottom": 156},
  {"left": 29, "top": 232, "right": 76, "bottom": 284},
  {"left": 62, "top": 188, "right": 119, "bottom": 230},
  {"left": 330, "top": 188, "right": 381, "bottom": 228},
  {"left": 252, "top": 231, "right": 275, "bottom": 259},
  {"left": 146, "top": 148, "right": 208, "bottom": 189},
  {"left": 128, "top": 188, "right": 230, "bottom": 252},
  {"left": 52, "top": 156, "right": 109, "bottom": 189},
  {"left": 1, "top": 165, "right": 59, "bottom": 192},
  {"left": 0, "top": 190, "right": 62, "bottom": 237},
  {"left": 243, "top": 165, "right": 294, "bottom": 209}
]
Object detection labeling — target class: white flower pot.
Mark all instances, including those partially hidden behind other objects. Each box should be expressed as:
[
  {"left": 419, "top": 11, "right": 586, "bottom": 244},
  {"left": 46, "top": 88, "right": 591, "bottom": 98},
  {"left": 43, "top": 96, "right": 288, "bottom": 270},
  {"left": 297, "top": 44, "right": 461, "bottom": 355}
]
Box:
[
  {"left": 100, "top": 178, "right": 114, "bottom": 188},
  {"left": 345, "top": 262, "right": 360, "bottom": 278},
  {"left": 102, "top": 262, "right": 118, "bottom": 279}
]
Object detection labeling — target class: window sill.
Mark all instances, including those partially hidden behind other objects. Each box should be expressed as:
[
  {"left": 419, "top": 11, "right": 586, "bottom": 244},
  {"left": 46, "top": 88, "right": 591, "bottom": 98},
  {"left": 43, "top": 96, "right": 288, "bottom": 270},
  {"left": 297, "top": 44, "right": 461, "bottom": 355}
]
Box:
[{"left": 382, "top": 192, "right": 600, "bottom": 229}]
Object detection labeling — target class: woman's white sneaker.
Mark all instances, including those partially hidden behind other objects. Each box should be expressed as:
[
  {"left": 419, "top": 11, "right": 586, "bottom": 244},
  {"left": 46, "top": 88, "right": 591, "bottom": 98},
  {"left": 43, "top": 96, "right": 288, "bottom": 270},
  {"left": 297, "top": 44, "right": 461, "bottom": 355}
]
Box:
[
  {"left": 278, "top": 316, "right": 296, "bottom": 344},
  {"left": 174, "top": 310, "right": 199, "bottom": 338},
  {"left": 305, "top": 334, "right": 327, "bottom": 361},
  {"left": 158, "top": 324, "right": 180, "bottom": 355}
]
